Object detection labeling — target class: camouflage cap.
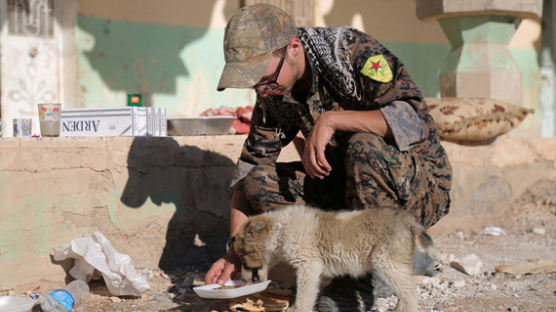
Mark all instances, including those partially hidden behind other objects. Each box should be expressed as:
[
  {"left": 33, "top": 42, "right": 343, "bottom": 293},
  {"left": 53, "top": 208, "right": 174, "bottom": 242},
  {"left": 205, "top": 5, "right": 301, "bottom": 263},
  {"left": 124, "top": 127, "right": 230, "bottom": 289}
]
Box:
[{"left": 217, "top": 4, "right": 297, "bottom": 91}]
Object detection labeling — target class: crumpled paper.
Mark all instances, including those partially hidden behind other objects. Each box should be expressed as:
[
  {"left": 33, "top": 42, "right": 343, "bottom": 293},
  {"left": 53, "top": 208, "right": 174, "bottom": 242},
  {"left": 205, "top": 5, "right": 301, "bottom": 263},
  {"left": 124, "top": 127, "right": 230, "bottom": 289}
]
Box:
[{"left": 53, "top": 232, "right": 150, "bottom": 296}]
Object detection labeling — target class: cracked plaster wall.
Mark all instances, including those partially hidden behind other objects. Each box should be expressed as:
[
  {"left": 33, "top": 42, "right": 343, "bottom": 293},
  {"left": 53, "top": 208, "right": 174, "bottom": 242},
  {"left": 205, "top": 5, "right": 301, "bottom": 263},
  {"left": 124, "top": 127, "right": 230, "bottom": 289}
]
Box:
[{"left": 0, "top": 135, "right": 554, "bottom": 290}]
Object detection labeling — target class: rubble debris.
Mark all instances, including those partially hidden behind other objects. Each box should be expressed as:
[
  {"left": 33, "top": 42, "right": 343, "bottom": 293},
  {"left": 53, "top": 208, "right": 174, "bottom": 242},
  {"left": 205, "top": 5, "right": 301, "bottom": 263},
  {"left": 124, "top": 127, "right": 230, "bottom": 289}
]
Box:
[
  {"left": 452, "top": 280, "right": 466, "bottom": 288},
  {"left": 495, "top": 259, "right": 556, "bottom": 275},
  {"left": 110, "top": 296, "right": 122, "bottom": 303},
  {"left": 414, "top": 276, "right": 433, "bottom": 286},
  {"left": 450, "top": 254, "right": 483, "bottom": 276},
  {"left": 531, "top": 227, "right": 546, "bottom": 235},
  {"left": 480, "top": 226, "right": 507, "bottom": 236},
  {"left": 438, "top": 253, "right": 456, "bottom": 264}
]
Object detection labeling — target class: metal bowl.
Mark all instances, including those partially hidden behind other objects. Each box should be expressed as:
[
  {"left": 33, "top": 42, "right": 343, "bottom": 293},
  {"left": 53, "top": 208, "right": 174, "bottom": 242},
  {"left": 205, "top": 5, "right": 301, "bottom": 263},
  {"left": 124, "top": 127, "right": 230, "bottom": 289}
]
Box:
[{"left": 167, "top": 116, "right": 235, "bottom": 136}]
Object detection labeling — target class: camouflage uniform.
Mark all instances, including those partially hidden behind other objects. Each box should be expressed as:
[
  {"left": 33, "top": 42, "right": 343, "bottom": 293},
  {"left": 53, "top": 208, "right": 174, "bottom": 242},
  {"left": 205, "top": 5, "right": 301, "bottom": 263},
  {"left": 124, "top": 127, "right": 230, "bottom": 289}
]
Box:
[{"left": 230, "top": 27, "right": 452, "bottom": 228}]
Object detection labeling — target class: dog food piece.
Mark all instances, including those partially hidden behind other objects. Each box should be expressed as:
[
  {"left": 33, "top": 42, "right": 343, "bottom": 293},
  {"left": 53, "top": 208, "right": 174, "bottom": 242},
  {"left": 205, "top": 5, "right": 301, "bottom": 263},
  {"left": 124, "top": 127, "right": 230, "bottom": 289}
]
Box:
[
  {"left": 214, "top": 281, "right": 254, "bottom": 290},
  {"left": 230, "top": 298, "right": 265, "bottom": 312},
  {"left": 230, "top": 292, "right": 290, "bottom": 312},
  {"left": 215, "top": 285, "right": 244, "bottom": 290}
]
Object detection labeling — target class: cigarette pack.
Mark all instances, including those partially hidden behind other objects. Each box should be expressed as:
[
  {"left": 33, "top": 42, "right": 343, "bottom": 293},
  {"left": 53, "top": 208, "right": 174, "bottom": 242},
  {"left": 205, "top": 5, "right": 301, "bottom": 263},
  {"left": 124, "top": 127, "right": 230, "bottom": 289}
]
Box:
[{"left": 60, "top": 107, "right": 166, "bottom": 137}]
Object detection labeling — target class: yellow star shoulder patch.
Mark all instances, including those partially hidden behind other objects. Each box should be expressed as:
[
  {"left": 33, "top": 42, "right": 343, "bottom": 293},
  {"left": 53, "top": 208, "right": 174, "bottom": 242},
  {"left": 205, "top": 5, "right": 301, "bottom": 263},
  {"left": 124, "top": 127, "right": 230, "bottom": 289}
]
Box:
[{"left": 360, "top": 54, "right": 393, "bottom": 83}]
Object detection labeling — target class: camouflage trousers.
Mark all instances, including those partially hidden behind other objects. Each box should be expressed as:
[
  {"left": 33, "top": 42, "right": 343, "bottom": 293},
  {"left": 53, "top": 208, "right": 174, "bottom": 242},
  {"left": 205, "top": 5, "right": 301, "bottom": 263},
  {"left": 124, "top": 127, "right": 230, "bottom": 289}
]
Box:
[{"left": 242, "top": 132, "right": 450, "bottom": 228}]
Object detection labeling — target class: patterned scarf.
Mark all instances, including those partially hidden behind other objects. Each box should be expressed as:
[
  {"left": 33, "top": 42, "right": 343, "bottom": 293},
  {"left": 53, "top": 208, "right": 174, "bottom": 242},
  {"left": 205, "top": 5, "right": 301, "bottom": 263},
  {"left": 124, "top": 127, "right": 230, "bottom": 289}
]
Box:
[{"left": 298, "top": 26, "right": 363, "bottom": 102}]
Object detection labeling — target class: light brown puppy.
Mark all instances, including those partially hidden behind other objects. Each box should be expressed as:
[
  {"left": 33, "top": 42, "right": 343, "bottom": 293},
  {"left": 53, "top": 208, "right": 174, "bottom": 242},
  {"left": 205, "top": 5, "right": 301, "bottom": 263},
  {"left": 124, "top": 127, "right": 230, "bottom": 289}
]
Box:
[{"left": 231, "top": 204, "right": 434, "bottom": 312}]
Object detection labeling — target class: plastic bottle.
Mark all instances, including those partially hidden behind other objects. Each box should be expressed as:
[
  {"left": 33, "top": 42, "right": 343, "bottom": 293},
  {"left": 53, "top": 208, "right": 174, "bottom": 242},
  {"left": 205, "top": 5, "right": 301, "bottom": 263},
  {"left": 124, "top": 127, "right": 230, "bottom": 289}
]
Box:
[{"left": 40, "top": 279, "right": 90, "bottom": 312}]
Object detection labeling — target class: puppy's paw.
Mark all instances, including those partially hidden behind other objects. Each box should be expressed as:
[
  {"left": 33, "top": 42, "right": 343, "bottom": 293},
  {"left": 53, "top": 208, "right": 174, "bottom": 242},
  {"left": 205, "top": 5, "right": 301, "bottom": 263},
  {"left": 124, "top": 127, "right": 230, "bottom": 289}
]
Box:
[{"left": 286, "top": 305, "right": 296, "bottom": 312}]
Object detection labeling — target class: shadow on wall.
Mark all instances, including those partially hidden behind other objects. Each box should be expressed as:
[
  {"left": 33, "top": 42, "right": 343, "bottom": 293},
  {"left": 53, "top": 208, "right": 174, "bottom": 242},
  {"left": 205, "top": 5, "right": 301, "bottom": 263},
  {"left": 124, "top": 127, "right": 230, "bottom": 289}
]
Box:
[
  {"left": 120, "top": 137, "right": 235, "bottom": 271},
  {"left": 77, "top": 1, "right": 237, "bottom": 107}
]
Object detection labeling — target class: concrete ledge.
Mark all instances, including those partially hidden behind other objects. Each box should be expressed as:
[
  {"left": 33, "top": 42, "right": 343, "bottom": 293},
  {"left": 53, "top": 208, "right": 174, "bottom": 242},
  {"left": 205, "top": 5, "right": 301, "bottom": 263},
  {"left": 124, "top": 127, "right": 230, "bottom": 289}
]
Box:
[
  {"left": 417, "top": 0, "right": 543, "bottom": 20},
  {"left": 0, "top": 135, "right": 554, "bottom": 290},
  {"left": 430, "top": 136, "right": 555, "bottom": 235}
]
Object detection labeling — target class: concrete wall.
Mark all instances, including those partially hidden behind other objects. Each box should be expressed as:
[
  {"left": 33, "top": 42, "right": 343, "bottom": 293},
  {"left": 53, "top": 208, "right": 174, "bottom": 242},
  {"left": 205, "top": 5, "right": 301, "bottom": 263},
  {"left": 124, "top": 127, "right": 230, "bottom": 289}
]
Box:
[
  {"left": 0, "top": 135, "right": 554, "bottom": 290},
  {"left": 317, "top": 0, "right": 543, "bottom": 137},
  {"left": 0, "top": 136, "right": 300, "bottom": 290},
  {"left": 75, "top": 0, "right": 544, "bottom": 137},
  {"left": 76, "top": 0, "right": 253, "bottom": 117}
]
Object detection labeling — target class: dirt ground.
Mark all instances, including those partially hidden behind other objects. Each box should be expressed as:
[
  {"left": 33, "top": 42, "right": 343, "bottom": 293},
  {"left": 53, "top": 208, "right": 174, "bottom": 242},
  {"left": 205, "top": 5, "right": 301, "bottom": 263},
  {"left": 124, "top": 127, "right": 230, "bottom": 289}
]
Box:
[{"left": 5, "top": 186, "right": 555, "bottom": 312}]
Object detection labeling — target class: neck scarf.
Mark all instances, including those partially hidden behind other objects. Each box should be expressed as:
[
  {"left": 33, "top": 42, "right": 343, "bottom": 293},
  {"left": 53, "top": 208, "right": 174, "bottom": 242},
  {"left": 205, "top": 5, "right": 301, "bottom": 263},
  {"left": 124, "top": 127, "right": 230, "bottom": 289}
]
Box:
[{"left": 298, "top": 26, "right": 363, "bottom": 102}]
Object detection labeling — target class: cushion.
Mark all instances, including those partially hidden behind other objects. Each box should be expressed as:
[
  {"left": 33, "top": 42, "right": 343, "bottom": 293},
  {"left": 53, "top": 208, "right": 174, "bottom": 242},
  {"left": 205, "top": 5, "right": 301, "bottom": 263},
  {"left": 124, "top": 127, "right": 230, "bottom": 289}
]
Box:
[{"left": 426, "top": 97, "right": 534, "bottom": 141}]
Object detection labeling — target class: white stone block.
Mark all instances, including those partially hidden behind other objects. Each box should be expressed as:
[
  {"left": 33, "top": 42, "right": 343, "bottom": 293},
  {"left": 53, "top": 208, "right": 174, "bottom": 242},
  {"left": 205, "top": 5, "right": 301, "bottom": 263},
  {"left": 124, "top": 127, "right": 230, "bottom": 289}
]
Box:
[{"left": 450, "top": 254, "right": 484, "bottom": 275}]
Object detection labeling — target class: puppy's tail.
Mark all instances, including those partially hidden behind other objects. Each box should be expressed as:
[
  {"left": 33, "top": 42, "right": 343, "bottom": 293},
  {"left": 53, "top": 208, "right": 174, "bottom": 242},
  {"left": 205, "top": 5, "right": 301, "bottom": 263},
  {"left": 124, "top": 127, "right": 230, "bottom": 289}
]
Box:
[
  {"left": 416, "top": 230, "right": 434, "bottom": 256},
  {"left": 406, "top": 215, "right": 435, "bottom": 259},
  {"left": 406, "top": 216, "right": 438, "bottom": 276}
]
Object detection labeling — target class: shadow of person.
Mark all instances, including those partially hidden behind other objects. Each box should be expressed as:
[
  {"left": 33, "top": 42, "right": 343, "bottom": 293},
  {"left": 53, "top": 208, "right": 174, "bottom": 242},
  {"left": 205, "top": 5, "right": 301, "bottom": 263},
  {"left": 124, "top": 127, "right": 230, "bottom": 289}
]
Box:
[
  {"left": 120, "top": 137, "right": 235, "bottom": 285},
  {"left": 77, "top": 0, "right": 239, "bottom": 107},
  {"left": 78, "top": 16, "right": 194, "bottom": 107}
]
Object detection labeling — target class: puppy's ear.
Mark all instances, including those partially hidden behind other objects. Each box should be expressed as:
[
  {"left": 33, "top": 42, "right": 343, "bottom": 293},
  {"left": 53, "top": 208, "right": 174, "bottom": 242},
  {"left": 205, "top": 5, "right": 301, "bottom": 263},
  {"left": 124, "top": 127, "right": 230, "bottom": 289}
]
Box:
[{"left": 248, "top": 221, "right": 267, "bottom": 233}]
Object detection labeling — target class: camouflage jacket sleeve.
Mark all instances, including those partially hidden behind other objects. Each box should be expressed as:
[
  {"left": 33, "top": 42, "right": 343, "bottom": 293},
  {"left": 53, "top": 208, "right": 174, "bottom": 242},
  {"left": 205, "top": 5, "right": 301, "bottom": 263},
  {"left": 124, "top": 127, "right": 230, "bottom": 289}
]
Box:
[
  {"left": 380, "top": 101, "right": 425, "bottom": 151},
  {"left": 351, "top": 31, "right": 427, "bottom": 151},
  {"left": 229, "top": 95, "right": 299, "bottom": 189}
]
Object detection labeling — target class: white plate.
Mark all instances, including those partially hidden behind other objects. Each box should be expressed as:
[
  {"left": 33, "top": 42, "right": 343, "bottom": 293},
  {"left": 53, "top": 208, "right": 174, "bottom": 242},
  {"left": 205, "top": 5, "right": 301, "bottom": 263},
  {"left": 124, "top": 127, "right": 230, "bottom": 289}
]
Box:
[
  {"left": 0, "top": 296, "right": 35, "bottom": 312},
  {"left": 193, "top": 280, "right": 271, "bottom": 299}
]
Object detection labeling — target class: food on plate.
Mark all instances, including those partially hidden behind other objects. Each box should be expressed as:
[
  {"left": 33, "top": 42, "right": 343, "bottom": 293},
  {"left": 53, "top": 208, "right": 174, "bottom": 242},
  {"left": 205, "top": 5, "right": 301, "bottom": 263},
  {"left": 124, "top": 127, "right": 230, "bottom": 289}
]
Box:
[
  {"left": 229, "top": 292, "right": 290, "bottom": 312},
  {"left": 215, "top": 284, "right": 246, "bottom": 290},
  {"left": 200, "top": 105, "right": 254, "bottom": 134}
]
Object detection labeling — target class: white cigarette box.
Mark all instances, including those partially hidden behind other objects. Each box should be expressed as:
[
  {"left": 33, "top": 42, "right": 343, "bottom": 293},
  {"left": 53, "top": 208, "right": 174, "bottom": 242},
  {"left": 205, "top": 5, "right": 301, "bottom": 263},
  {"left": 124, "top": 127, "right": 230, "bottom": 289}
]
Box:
[
  {"left": 60, "top": 107, "right": 149, "bottom": 137},
  {"left": 159, "top": 108, "right": 167, "bottom": 136},
  {"left": 146, "top": 107, "right": 154, "bottom": 137},
  {"left": 153, "top": 108, "right": 160, "bottom": 137}
]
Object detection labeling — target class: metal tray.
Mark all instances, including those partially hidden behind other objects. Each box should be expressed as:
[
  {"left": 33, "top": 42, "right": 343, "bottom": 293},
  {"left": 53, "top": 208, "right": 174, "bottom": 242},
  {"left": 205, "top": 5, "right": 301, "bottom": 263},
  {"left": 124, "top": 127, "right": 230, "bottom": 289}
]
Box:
[{"left": 167, "top": 116, "right": 235, "bottom": 136}]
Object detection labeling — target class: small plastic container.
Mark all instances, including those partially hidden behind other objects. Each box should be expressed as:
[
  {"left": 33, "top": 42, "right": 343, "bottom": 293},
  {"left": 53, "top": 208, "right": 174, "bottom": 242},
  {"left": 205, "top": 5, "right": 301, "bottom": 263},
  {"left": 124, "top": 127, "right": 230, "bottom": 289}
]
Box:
[
  {"left": 0, "top": 295, "right": 36, "bottom": 312},
  {"left": 40, "top": 280, "right": 90, "bottom": 312}
]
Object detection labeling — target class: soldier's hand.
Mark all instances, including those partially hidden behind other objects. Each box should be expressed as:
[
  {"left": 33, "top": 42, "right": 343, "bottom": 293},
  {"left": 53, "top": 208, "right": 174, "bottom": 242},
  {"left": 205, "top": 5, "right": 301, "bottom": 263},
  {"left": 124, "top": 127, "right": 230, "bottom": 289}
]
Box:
[
  {"left": 303, "top": 112, "right": 333, "bottom": 179},
  {"left": 204, "top": 250, "right": 241, "bottom": 285}
]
